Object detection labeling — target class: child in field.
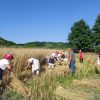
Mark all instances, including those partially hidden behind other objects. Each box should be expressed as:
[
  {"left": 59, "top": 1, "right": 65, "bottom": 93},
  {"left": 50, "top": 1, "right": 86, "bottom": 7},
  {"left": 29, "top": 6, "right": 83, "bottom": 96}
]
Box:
[
  {"left": 0, "top": 54, "right": 14, "bottom": 86},
  {"left": 79, "top": 50, "right": 83, "bottom": 63},
  {"left": 24, "top": 58, "right": 40, "bottom": 75}
]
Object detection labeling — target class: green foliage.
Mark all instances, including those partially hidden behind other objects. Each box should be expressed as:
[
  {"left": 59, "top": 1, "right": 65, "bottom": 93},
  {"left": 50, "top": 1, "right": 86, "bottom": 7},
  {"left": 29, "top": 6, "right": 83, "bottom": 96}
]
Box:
[
  {"left": 93, "top": 46, "right": 100, "bottom": 53},
  {"left": 92, "top": 15, "right": 100, "bottom": 46},
  {"left": 56, "top": 74, "right": 74, "bottom": 87},
  {"left": 0, "top": 37, "right": 16, "bottom": 46},
  {"left": 68, "top": 19, "right": 92, "bottom": 51},
  {"left": 7, "top": 89, "right": 23, "bottom": 100},
  {"left": 0, "top": 36, "right": 69, "bottom": 49},
  {"left": 18, "top": 42, "right": 70, "bottom": 49}
]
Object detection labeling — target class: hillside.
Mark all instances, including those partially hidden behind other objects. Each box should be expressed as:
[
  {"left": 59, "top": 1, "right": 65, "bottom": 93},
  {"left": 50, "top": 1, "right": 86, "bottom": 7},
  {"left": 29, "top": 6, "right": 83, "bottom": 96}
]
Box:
[
  {"left": 0, "top": 37, "right": 16, "bottom": 46},
  {"left": 0, "top": 36, "right": 70, "bottom": 49},
  {"left": 18, "top": 41, "right": 70, "bottom": 49}
]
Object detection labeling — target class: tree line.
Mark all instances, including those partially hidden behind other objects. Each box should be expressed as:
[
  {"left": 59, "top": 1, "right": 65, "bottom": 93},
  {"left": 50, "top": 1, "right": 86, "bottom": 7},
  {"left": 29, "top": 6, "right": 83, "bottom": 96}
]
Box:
[
  {"left": 0, "top": 37, "right": 70, "bottom": 49},
  {"left": 18, "top": 42, "right": 70, "bottom": 49},
  {"left": 68, "top": 15, "right": 100, "bottom": 52}
]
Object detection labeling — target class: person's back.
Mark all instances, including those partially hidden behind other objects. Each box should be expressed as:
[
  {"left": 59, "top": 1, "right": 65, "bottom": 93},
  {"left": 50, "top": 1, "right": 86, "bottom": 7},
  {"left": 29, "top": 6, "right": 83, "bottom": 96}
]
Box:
[
  {"left": 27, "top": 57, "right": 40, "bottom": 75},
  {"left": 0, "top": 59, "right": 9, "bottom": 70},
  {"left": 32, "top": 58, "right": 40, "bottom": 69},
  {"left": 69, "top": 50, "right": 75, "bottom": 62},
  {"left": 49, "top": 57, "right": 55, "bottom": 64},
  {"left": 79, "top": 52, "right": 83, "bottom": 59},
  {"left": 48, "top": 56, "right": 55, "bottom": 69},
  {"left": 68, "top": 48, "right": 75, "bottom": 76}
]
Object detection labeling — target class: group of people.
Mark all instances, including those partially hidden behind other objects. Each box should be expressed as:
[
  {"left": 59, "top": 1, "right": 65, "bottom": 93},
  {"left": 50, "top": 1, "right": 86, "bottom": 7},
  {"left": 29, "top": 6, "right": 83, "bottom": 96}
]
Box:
[
  {"left": 47, "top": 50, "right": 68, "bottom": 69},
  {"left": 0, "top": 49, "right": 100, "bottom": 89},
  {"left": 47, "top": 48, "right": 83, "bottom": 76}
]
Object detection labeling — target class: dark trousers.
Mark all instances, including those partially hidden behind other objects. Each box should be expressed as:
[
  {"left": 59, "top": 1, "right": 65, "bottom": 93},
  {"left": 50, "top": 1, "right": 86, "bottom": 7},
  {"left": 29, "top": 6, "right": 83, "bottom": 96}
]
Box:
[
  {"left": 0, "top": 69, "right": 3, "bottom": 80},
  {"left": 69, "top": 61, "right": 75, "bottom": 76},
  {"left": 80, "top": 58, "right": 83, "bottom": 63}
]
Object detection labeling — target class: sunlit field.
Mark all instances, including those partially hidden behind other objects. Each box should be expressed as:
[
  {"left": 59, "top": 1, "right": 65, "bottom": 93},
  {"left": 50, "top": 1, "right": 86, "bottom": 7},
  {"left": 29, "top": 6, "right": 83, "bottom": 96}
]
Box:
[{"left": 0, "top": 48, "right": 100, "bottom": 100}]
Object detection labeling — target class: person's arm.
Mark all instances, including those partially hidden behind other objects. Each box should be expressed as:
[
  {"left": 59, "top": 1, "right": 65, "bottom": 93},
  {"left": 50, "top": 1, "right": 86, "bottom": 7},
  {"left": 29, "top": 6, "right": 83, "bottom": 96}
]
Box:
[
  {"left": 24, "top": 62, "right": 32, "bottom": 70},
  {"left": 6, "top": 64, "right": 13, "bottom": 75},
  {"left": 6, "top": 64, "right": 12, "bottom": 70},
  {"left": 68, "top": 52, "right": 71, "bottom": 62}
]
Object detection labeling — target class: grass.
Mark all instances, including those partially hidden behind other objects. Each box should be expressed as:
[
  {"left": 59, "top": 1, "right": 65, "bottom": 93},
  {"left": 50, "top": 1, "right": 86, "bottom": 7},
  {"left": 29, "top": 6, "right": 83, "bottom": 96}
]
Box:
[{"left": 0, "top": 48, "right": 100, "bottom": 100}]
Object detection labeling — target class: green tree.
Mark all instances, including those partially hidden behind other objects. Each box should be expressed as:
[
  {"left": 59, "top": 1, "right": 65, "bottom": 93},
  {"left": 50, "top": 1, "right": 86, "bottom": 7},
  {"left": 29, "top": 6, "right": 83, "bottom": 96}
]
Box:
[
  {"left": 68, "top": 19, "right": 92, "bottom": 51},
  {"left": 92, "top": 15, "right": 100, "bottom": 46},
  {"left": 0, "top": 37, "right": 16, "bottom": 46}
]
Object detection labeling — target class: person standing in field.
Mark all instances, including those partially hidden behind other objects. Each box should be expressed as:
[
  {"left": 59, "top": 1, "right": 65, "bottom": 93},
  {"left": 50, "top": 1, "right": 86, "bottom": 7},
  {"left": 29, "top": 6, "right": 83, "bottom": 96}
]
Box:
[
  {"left": 97, "top": 51, "right": 100, "bottom": 65},
  {"left": 0, "top": 54, "right": 14, "bottom": 90},
  {"left": 95, "top": 51, "right": 100, "bottom": 74},
  {"left": 24, "top": 58, "right": 40, "bottom": 75},
  {"left": 79, "top": 50, "right": 83, "bottom": 63},
  {"left": 68, "top": 48, "right": 76, "bottom": 76}
]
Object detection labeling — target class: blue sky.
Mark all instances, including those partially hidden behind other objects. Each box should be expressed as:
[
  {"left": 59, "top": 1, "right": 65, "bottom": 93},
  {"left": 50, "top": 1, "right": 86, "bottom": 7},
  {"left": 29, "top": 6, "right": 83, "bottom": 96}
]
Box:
[{"left": 0, "top": 0, "right": 100, "bottom": 43}]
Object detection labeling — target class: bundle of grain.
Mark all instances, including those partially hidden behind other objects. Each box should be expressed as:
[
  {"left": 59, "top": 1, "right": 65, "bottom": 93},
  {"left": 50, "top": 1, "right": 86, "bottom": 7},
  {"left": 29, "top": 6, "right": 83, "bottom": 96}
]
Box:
[
  {"left": 95, "top": 65, "right": 100, "bottom": 70},
  {"left": 54, "top": 86, "right": 93, "bottom": 100},
  {"left": 9, "top": 73, "right": 31, "bottom": 98},
  {"left": 73, "top": 79, "right": 100, "bottom": 88}
]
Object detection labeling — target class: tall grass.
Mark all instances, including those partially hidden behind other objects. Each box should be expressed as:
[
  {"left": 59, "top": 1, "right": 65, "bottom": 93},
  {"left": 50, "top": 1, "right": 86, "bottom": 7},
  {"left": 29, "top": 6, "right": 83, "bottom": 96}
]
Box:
[{"left": 0, "top": 48, "right": 100, "bottom": 100}]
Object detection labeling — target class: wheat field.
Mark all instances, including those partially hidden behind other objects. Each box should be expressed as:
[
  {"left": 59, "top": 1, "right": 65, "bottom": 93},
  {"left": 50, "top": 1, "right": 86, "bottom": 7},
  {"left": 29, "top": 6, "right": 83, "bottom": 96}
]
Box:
[{"left": 0, "top": 48, "right": 100, "bottom": 100}]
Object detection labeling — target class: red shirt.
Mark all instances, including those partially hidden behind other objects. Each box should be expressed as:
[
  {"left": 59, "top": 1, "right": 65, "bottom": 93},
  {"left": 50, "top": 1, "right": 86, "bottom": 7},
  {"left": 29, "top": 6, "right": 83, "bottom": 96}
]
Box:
[{"left": 79, "top": 52, "right": 83, "bottom": 59}]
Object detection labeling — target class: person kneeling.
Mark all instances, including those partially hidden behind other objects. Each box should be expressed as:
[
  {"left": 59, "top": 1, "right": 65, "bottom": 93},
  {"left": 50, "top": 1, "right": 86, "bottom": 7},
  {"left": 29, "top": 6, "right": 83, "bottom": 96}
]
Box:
[{"left": 48, "top": 56, "right": 56, "bottom": 69}]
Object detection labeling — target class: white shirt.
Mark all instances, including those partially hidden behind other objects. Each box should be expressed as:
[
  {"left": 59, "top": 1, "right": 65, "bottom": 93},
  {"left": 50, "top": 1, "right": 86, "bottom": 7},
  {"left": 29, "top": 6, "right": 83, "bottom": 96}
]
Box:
[
  {"left": 97, "top": 56, "right": 100, "bottom": 65},
  {"left": 0, "top": 59, "right": 9, "bottom": 70},
  {"left": 58, "top": 54, "right": 61, "bottom": 57},
  {"left": 28, "top": 58, "right": 40, "bottom": 72}
]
